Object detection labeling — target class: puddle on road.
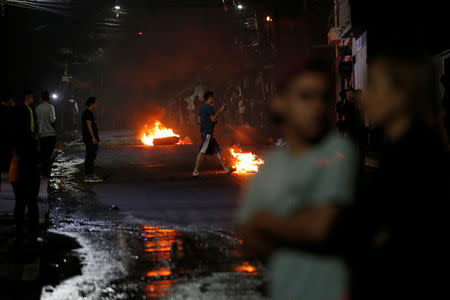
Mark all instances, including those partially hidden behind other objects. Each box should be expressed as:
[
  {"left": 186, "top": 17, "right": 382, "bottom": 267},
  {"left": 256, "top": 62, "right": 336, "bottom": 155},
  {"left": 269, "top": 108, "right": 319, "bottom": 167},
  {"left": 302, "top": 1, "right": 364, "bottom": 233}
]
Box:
[
  {"left": 141, "top": 225, "right": 260, "bottom": 299},
  {"left": 142, "top": 226, "right": 182, "bottom": 298},
  {"left": 145, "top": 280, "right": 172, "bottom": 299}
]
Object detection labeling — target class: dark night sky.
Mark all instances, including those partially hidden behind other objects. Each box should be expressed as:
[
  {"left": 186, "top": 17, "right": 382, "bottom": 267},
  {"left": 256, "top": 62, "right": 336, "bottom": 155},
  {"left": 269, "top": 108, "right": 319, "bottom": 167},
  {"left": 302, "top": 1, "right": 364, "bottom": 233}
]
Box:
[
  {"left": 1, "top": 0, "right": 333, "bottom": 98},
  {"left": 1, "top": 1, "right": 239, "bottom": 99},
  {"left": 2, "top": 0, "right": 449, "bottom": 128},
  {"left": 1, "top": 0, "right": 333, "bottom": 131}
]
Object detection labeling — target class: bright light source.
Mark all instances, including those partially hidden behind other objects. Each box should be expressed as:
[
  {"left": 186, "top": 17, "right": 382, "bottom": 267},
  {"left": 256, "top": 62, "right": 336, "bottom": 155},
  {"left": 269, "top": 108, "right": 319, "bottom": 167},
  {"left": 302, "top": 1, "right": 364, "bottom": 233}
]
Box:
[
  {"left": 266, "top": 16, "right": 273, "bottom": 22},
  {"left": 237, "top": 4, "right": 244, "bottom": 10},
  {"left": 114, "top": 5, "right": 121, "bottom": 10},
  {"left": 138, "top": 32, "right": 143, "bottom": 35},
  {"left": 51, "top": 93, "right": 58, "bottom": 100}
]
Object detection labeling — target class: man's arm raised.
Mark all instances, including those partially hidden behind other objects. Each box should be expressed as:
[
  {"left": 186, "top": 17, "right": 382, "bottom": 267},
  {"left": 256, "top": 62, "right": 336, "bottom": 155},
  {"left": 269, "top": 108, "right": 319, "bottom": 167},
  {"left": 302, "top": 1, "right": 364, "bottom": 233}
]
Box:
[{"left": 210, "top": 104, "right": 226, "bottom": 123}]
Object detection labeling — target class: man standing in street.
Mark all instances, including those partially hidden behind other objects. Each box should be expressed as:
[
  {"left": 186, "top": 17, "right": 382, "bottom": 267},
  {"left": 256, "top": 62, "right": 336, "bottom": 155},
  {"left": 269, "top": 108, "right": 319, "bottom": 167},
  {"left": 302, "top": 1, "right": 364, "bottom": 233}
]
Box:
[
  {"left": 192, "top": 91, "right": 231, "bottom": 177},
  {"left": 81, "top": 97, "right": 102, "bottom": 183},
  {"left": 10, "top": 91, "right": 40, "bottom": 244},
  {"left": 36, "top": 91, "right": 56, "bottom": 177}
]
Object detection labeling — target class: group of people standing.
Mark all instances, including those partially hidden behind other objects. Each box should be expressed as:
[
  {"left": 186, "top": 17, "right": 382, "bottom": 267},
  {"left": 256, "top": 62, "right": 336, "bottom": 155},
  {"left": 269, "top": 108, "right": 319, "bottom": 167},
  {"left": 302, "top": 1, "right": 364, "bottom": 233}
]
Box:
[
  {"left": 0, "top": 90, "right": 57, "bottom": 245},
  {"left": 237, "top": 53, "right": 449, "bottom": 300},
  {"left": 0, "top": 90, "right": 104, "bottom": 245}
]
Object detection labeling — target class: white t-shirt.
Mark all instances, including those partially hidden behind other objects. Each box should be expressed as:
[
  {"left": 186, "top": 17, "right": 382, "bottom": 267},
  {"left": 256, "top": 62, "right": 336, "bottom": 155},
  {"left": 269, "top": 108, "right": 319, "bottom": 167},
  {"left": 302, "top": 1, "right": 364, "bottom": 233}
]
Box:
[{"left": 239, "top": 134, "right": 358, "bottom": 300}]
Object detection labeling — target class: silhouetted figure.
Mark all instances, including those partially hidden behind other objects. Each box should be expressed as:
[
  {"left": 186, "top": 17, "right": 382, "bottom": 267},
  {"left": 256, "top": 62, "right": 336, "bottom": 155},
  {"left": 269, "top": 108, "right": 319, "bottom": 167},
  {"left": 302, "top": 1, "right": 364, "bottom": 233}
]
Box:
[
  {"left": 81, "top": 97, "right": 102, "bottom": 183},
  {"left": 10, "top": 91, "right": 40, "bottom": 243}
]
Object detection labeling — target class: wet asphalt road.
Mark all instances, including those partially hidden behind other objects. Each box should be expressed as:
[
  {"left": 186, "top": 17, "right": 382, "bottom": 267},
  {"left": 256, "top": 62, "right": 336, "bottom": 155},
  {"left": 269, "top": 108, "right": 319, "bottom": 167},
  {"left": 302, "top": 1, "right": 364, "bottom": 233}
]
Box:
[{"left": 43, "top": 132, "right": 266, "bottom": 300}]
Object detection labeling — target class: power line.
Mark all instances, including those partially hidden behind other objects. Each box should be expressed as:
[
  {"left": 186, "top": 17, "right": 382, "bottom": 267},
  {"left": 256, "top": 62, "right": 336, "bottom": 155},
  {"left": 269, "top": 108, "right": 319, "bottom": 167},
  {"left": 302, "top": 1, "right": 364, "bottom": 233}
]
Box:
[{"left": 6, "top": 0, "right": 73, "bottom": 15}]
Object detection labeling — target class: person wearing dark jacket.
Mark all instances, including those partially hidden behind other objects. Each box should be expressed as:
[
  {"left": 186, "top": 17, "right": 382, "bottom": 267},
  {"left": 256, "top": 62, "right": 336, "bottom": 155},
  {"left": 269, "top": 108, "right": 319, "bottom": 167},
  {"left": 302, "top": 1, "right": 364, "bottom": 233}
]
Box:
[
  {"left": 240, "top": 55, "right": 449, "bottom": 300},
  {"left": 10, "top": 91, "right": 40, "bottom": 243}
]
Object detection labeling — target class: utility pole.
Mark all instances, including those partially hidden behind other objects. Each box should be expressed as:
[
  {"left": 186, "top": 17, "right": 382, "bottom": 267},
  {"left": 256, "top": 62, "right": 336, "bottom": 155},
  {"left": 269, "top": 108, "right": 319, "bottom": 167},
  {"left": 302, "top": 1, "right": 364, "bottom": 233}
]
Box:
[
  {"left": 333, "top": 0, "right": 343, "bottom": 131},
  {"left": 333, "top": 0, "right": 341, "bottom": 96},
  {"left": 334, "top": 0, "right": 339, "bottom": 59}
]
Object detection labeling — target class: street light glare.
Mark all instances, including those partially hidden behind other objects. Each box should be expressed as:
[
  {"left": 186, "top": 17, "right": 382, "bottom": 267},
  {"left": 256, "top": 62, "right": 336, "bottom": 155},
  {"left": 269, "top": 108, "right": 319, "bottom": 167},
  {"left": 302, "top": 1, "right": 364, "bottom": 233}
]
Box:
[
  {"left": 51, "top": 93, "right": 58, "bottom": 100},
  {"left": 237, "top": 4, "right": 243, "bottom": 10},
  {"left": 266, "top": 16, "right": 273, "bottom": 22},
  {"left": 114, "top": 5, "right": 121, "bottom": 10}
]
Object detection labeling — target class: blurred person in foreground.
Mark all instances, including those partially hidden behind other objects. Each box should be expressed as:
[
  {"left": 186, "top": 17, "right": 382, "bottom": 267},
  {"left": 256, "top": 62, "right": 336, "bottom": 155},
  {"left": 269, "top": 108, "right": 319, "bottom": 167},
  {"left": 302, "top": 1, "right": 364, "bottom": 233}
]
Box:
[
  {"left": 240, "top": 54, "right": 449, "bottom": 300},
  {"left": 36, "top": 91, "right": 56, "bottom": 177},
  {"left": 238, "top": 56, "right": 359, "bottom": 300},
  {"left": 192, "top": 91, "right": 231, "bottom": 177},
  {"left": 82, "top": 97, "right": 102, "bottom": 183},
  {"left": 10, "top": 91, "right": 41, "bottom": 244}
]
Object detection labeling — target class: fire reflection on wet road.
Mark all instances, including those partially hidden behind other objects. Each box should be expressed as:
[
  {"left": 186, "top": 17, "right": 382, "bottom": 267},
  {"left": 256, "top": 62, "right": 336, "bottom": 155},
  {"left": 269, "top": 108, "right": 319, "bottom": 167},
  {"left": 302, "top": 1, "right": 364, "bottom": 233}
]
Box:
[
  {"left": 141, "top": 225, "right": 260, "bottom": 298},
  {"left": 145, "top": 280, "right": 172, "bottom": 299},
  {"left": 143, "top": 226, "right": 179, "bottom": 298}
]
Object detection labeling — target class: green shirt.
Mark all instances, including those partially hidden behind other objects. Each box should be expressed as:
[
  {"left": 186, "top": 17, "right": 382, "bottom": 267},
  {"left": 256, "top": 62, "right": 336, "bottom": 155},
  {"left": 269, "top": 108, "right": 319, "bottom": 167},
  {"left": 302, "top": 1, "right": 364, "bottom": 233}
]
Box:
[{"left": 239, "top": 134, "right": 358, "bottom": 300}]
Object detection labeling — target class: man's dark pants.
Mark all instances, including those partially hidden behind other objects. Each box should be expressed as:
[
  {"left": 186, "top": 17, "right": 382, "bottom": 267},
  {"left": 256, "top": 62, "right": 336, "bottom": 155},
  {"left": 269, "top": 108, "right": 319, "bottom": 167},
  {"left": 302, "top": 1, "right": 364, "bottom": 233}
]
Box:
[
  {"left": 84, "top": 143, "right": 98, "bottom": 176},
  {"left": 40, "top": 136, "right": 56, "bottom": 176},
  {"left": 13, "top": 157, "right": 40, "bottom": 239}
]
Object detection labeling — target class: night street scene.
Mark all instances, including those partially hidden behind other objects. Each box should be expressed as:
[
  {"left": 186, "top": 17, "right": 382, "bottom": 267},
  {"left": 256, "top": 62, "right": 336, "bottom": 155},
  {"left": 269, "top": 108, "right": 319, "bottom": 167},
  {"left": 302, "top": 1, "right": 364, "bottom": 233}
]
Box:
[{"left": 1, "top": 0, "right": 449, "bottom": 299}]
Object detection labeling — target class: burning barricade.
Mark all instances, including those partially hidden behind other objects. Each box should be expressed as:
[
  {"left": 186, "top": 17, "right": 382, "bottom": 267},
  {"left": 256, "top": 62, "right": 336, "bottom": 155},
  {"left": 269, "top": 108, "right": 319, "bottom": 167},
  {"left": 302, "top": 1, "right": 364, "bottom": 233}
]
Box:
[
  {"left": 141, "top": 121, "right": 192, "bottom": 146},
  {"left": 228, "top": 145, "right": 264, "bottom": 174}
]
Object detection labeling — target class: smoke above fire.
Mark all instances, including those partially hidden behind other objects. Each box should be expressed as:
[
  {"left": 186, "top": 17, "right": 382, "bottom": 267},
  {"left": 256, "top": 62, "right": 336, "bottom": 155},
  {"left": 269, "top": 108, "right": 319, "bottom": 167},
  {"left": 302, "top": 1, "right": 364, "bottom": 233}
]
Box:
[{"left": 100, "top": 6, "right": 249, "bottom": 130}]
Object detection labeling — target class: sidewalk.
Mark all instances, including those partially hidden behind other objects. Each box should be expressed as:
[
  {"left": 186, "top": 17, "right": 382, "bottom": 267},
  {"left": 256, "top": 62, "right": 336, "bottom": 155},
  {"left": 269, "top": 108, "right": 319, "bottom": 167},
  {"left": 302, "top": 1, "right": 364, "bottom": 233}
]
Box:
[{"left": 0, "top": 172, "right": 50, "bottom": 283}]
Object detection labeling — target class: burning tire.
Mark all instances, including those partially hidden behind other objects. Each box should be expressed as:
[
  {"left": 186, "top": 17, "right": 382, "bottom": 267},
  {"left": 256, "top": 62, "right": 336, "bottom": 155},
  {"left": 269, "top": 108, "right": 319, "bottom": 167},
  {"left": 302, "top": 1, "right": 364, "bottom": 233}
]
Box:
[
  {"left": 153, "top": 136, "right": 180, "bottom": 145},
  {"left": 141, "top": 121, "right": 191, "bottom": 146}
]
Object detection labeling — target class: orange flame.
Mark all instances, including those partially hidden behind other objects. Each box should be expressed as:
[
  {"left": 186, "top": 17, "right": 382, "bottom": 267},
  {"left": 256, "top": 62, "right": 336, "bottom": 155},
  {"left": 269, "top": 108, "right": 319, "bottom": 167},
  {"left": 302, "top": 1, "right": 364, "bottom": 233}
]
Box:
[
  {"left": 229, "top": 146, "right": 264, "bottom": 174},
  {"left": 234, "top": 262, "right": 258, "bottom": 275},
  {"left": 177, "top": 136, "right": 193, "bottom": 145},
  {"left": 141, "top": 121, "right": 191, "bottom": 146}
]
